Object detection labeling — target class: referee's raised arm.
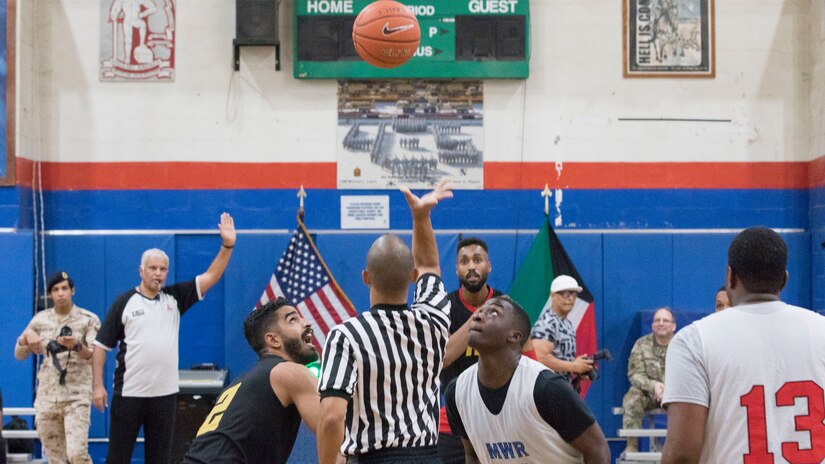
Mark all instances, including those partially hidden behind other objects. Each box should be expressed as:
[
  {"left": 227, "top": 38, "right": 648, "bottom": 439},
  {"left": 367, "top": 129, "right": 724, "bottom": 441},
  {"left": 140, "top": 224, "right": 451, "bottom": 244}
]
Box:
[{"left": 400, "top": 179, "right": 454, "bottom": 278}]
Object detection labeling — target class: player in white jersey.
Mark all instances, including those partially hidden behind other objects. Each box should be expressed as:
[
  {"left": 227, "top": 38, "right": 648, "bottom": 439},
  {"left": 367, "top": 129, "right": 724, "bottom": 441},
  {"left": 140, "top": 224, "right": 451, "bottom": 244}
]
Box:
[
  {"left": 445, "top": 296, "right": 609, "bottom": 464},
  {"left": 662, "top": 227, "right": 825, "bottom": 464}
]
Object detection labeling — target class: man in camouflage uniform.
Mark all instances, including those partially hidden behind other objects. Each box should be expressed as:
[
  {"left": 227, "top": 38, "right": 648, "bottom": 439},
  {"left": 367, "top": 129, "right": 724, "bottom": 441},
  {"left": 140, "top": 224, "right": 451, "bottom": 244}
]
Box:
[
  {"left": 14, "top": 271, "right": 100, "bottom": 464},
  {"left": 622, "top": 306, "right": 676, "bottom": 455}
]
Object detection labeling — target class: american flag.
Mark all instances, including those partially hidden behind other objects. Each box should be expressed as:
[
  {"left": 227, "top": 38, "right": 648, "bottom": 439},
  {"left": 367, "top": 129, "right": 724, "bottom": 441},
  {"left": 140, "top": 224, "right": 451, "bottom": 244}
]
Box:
[{"left": 256, "top": 217, "right": 357, "bottom": 351}]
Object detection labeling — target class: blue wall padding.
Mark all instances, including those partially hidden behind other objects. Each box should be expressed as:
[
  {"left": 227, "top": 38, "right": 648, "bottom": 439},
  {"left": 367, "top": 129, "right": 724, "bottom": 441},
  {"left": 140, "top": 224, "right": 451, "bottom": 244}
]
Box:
[
  {"left": 0, "top": 187, "right": 19, "bottom": 228},
  {"left": 810, "top": 186, "right": 825, "bottom": 311},
  {"left": 1, "top": 229, "right": 813, "bottom": 460},
  {"left": 0, "top": 231, "right": 34, "bottom": 410},
  {"left": 34, "top": 189, "right": 810, "bottom": 231}
]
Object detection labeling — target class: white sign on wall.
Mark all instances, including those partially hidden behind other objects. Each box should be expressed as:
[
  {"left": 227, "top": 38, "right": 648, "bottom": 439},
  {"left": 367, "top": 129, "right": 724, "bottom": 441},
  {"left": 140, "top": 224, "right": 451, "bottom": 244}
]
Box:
[
  {"left": 100, "top": 0, "right": 176, "bottom": 81},
  {"left": 340, "top": 195, "right": 390, "bottom": 229}
]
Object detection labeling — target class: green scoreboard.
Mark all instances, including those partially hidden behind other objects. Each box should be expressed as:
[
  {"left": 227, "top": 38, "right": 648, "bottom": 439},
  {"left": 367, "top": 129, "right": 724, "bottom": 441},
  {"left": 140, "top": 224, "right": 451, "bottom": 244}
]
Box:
[{"left": 294, "top": 0, "right": 530, "bottom": 79}]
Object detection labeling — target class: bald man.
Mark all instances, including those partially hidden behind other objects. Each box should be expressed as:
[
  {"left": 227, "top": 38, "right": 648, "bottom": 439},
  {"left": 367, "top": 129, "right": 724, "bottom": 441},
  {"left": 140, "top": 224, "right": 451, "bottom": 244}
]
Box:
[{"left": 317, "top": 180, "right": 453, "bottom": 464}]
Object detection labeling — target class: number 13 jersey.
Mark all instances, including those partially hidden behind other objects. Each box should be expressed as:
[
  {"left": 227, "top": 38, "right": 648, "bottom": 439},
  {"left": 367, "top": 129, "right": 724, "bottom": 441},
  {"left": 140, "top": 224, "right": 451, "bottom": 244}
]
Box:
[{"left": 663, "top": 301, "right": 825, "bottom": 464}]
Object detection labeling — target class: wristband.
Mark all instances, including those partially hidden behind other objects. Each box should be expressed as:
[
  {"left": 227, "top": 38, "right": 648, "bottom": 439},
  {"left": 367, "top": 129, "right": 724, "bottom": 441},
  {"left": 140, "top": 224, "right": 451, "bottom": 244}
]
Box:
[
  {"left": 74, "top": 344, "right": 82, "bottom": 353},
  {"left": 222, "top": 243, "right": 234, "bottom": 249}
]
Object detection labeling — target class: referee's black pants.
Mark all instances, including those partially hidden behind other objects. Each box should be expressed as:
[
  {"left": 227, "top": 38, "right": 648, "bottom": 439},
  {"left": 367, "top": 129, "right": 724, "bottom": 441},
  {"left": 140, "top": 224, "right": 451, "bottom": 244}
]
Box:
[
  {"left": 347, "top": 445, "right": 443, "bottom": 464},
  {"left": 106, "top": 393, "right": 176, "bottom": 464}
]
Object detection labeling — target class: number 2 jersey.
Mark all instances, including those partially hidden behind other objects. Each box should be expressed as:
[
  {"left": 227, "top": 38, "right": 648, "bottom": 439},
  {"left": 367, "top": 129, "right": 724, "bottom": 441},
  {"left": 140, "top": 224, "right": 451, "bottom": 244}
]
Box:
[
  {"left": 663, "top": 301, "right": 825, "bottom": 463},
  {"left": 183, "top": 355, "right": 302, "bottom": 464}
]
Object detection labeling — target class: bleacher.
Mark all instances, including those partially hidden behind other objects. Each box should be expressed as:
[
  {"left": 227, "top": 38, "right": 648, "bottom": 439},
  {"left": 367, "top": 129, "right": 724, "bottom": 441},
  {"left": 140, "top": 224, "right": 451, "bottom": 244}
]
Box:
[{"left": 2, "top": 407, "right": 43, "bottom": 463}]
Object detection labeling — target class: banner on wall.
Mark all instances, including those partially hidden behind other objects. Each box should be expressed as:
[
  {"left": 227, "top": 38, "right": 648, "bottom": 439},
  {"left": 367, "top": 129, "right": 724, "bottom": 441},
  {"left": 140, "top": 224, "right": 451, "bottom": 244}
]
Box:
[
  {"left": 254, "top": 216, "right": 358, "bottom": 353},
  {"left": 509, "top": 217, "right": 598, "bottom": 397},
  {"left": 337, "top": 80, "right": 484, "bottom": 190},
  {"left": 100, "top": 0, "right": 176, "bottom": 81}
]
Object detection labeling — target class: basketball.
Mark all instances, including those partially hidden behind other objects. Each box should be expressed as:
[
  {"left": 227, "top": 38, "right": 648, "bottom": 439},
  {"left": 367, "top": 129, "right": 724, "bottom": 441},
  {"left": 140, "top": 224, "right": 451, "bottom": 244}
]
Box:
[{"left": 352, "top": 0, "right": 420, "bottom": 68}]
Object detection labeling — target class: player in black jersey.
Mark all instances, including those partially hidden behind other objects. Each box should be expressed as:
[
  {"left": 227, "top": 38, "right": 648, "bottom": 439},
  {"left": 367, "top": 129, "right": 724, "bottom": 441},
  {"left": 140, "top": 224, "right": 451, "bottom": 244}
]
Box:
[
  {"left": 184, "top": 297, "right": 321, "bottom": 464},
  {"left": 438, "top": 237, "right": 536, "bottom": 464}
]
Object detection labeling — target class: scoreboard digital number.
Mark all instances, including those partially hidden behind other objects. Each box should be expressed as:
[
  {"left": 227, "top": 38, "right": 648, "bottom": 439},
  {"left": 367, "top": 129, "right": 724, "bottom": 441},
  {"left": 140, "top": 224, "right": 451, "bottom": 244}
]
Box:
[{"left": 294, "top": 0, "right": 530, "bottom": 79}]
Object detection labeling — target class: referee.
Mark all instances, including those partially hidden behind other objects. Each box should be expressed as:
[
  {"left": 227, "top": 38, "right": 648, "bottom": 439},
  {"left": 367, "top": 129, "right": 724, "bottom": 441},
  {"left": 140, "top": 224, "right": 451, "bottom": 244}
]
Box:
[{"left": 317, "top": 180, "right": 453, "bottom": 464}]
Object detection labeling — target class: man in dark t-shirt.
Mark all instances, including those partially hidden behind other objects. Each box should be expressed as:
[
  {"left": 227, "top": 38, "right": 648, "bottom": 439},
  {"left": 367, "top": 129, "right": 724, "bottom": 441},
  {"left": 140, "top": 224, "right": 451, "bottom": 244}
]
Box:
[
  {"left": 439, "top": 238, "right": 535, "bottom": 464},
  {"left": 184, "top": 297, "right": 321, "bottom": 464}
]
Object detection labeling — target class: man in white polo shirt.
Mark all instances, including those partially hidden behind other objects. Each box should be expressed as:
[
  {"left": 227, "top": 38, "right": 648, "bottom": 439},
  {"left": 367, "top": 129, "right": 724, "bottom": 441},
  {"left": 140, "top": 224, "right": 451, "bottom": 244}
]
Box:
[{"left": 92, "top": 212, "right": 236, "bottom": 464}]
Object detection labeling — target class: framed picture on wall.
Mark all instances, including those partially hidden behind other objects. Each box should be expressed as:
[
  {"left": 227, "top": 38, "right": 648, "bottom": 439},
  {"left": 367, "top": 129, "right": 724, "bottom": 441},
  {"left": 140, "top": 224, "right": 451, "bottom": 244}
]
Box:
[{"left": 623, "top": 0, "right": 715, "bottom": 78}]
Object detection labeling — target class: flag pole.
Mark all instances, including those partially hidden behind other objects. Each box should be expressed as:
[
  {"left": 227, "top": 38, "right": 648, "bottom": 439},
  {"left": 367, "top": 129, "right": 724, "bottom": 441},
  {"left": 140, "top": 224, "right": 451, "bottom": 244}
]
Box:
[
  {"left": 541, "top": 184, "right": 552, "bottom": 217},
  {"left": 297, "top": 185, "right": 307, "bottom": 222}
]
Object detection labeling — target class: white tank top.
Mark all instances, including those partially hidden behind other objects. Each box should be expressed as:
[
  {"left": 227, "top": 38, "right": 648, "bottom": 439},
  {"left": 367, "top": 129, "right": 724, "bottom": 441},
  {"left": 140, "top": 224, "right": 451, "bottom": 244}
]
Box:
[{"left": 455, "top": 356, "right": 584, "bottom": 464}]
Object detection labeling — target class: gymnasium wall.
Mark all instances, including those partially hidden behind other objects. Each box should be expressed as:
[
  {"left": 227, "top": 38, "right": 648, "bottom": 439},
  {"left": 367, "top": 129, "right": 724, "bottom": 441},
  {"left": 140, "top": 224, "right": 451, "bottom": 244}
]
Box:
[
  {"left": 0, "top": 0, "right": 822, "bottom": 461},
  {"left": 810, "top": 0, "right": 825, "bottom": 312}
]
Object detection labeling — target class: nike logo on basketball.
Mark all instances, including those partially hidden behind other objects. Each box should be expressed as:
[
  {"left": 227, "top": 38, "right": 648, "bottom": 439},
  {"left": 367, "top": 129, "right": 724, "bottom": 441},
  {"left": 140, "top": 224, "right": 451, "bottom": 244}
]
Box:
[{"left": 382, "top": 22, "right": 414, "bottom": 35}]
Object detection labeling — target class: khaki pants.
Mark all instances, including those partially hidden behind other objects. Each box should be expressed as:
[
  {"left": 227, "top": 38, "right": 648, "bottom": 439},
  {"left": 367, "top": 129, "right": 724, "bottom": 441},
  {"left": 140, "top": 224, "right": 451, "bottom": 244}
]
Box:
[{"left": 35, "top": 399, "right": 92, "bottom": 464}]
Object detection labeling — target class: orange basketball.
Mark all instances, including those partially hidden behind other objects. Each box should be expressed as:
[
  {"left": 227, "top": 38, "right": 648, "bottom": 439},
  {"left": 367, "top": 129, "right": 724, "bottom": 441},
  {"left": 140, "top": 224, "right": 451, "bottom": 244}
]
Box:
[{"left": 352, "top": 0, "right": 420, "bottom": 68}]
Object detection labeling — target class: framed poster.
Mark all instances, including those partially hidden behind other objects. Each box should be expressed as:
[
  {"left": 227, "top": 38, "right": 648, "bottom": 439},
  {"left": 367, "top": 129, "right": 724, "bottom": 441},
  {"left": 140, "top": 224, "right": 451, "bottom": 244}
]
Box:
[
  {"left": 337, "top": 79, "right": 484, "bottom": 190},
  {"left": 623, "top": 0, "right": 715, "bottom": 78}
]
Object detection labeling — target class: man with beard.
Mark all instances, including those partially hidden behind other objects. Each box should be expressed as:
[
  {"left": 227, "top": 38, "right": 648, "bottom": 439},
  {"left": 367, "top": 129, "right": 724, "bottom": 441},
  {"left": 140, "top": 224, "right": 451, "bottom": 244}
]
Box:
[
  {"left": 183, "top": 297, "right": 321, "bottom": 464},
  {"left": 438, "top": 238, "right": 535, "bottom": 463}
]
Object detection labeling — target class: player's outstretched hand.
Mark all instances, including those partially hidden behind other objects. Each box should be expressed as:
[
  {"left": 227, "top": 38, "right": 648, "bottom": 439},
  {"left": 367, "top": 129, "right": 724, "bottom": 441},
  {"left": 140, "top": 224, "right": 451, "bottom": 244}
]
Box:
[
  {"left": 219, "top": 212, "right": 236, "bottom": 248},
  {"left": 400, "top": 178, "right": 454, "bottom": 217}
]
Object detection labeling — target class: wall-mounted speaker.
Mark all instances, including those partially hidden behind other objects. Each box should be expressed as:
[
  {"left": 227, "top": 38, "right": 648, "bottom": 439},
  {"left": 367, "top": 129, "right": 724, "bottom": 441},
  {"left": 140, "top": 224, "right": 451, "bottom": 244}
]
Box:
[{"left": 234, "top": 0, "right": 280, "bottom": 70}]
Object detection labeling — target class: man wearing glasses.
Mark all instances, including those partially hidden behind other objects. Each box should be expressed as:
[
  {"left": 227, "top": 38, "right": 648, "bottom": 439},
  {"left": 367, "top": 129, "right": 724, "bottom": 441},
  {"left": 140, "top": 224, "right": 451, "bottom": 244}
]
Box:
[
  {"left": 531, "top": 275, "right": 594, "bottom": 390},
  {"left": 621, "top": 307, "right": 676, "bottom": 455}
]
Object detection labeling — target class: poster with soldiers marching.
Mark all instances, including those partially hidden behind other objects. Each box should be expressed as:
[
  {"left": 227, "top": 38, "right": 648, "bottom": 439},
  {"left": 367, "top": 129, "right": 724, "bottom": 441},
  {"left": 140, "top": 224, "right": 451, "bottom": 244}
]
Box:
[
  {"left": 624, "top": 0, "right": 715, "bottom": 77},
  {"left": 337, "top": 80, "right": 484, "bottom": 190}
]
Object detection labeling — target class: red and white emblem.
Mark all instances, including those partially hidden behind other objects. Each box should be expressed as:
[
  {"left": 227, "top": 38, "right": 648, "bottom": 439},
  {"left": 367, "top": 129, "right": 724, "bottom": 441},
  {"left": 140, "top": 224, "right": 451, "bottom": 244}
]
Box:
[{"left": 100, "top": 0, "right": 175, "bottom": 81}]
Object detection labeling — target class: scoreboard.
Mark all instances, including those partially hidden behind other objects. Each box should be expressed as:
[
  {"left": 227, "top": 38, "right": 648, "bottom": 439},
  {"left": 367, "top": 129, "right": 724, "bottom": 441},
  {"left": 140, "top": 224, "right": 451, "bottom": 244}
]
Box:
[{"left": 294, "top": 0, "right": 530, "bottom": 79}]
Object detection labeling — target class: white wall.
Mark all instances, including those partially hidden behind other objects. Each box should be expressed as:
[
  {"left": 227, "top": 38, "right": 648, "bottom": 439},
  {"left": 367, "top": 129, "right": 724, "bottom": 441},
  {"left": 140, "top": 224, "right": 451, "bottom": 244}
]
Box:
[
  {"left": 809, "top": 0, "right": 825, "bottom": 160},
  {"left": 17, "top": 0, "right": 816, "bottom": 164}
]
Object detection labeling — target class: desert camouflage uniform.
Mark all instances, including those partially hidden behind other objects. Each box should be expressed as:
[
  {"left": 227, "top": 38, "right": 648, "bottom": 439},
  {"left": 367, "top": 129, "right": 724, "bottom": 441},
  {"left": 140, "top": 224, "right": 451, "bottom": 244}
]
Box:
[
  {"left": 15, "top": 305, "right": 100, "bottom": 464},
  {"left": 622, "top": 333, "right": 667, "bottom": 452}
]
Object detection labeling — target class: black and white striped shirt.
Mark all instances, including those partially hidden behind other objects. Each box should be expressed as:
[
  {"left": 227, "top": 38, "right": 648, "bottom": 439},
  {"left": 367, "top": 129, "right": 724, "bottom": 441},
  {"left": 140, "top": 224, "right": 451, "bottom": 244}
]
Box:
[{"left": 319, "top": 273, "right": 450, "bottom": 456}]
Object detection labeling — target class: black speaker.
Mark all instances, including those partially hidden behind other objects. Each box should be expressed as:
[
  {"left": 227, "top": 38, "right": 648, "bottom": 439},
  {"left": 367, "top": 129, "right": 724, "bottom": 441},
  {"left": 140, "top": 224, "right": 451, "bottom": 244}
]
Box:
[
  {"left": 171, "top": 394, "right": 219, "bottom": 463},
  {"left": 234, "top": 0, "right": 281, "bottom": 70},
  {"left": 237, "top": 0, "right": 277, "bottom": 41}
]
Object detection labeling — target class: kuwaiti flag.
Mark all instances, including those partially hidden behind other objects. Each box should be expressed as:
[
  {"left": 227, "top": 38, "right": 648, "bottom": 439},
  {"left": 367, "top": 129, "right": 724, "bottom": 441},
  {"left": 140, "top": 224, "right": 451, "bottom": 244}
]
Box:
[{"left": 508, "top": 217, "right": 597, "bottom": 397}]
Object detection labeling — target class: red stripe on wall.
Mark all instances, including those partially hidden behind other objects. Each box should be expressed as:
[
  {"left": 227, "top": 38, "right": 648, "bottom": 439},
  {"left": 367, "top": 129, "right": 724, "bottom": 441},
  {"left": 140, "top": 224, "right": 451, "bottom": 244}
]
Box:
[
  {"left": 484, "top": 161, "right": 811, "bottom": 190},
  {"left": 16, "top": 159, "right": 338, "bottom": 190},
  {"left": 810, "top": 156, "right": 825, "bottom": 188},
  {"left": 15, "top": 158, "right": 817, "bottom": 190}
]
